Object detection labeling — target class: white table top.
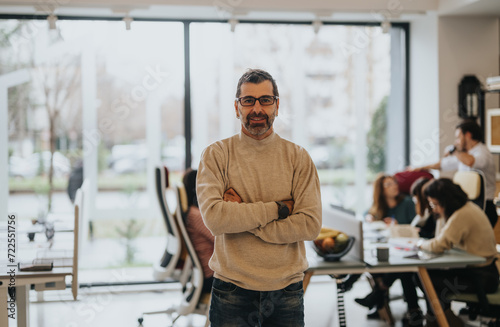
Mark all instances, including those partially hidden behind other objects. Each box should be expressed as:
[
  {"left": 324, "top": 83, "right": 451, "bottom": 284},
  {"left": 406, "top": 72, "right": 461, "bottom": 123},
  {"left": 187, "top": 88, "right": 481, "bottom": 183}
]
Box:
[{"left": 307, "top": 237, "right": 486, "bottom": 273}]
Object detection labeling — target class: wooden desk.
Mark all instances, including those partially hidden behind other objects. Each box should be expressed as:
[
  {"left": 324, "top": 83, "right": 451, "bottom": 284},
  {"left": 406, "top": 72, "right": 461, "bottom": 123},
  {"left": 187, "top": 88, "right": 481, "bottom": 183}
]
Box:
[
  {"left": 364, "top": 248, "right": 485, "bottom": 327},
  {"left": 0, "top": 267, "right": 72, "bottom": 327},
  {"left": 305, "top": 245, "right": 485, "bottom": 327}
]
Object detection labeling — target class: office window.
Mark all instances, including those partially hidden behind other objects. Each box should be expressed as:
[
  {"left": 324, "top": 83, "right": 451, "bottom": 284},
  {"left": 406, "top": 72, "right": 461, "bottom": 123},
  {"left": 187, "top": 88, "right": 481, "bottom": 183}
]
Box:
[
  {"left": 190, "top": 23, "right": 391, "bottom": 212},
  {"left": 4, "top": 18, "right": 403, "bottom": 280},
  {"left": 4, "top": 19, "right": 184, "bottom": 271}
]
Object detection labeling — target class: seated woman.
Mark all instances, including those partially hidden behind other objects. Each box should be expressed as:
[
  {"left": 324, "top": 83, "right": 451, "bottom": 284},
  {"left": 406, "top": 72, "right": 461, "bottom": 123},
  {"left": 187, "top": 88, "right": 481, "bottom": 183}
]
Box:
[
  {"left": 418, "top": 178, "right": 499, "bottom": 327},
  {"left": 410, "top": 177, "right": 439, "bottom": 239},
  {"left": 183, "top": 169, "right": 214, "bottom": 294},
  {"left": 355, "top": 174, "right": 423, "bottom": 325},
  {"left": 365, "top": 174, "right": 416, "bottom": 224}
]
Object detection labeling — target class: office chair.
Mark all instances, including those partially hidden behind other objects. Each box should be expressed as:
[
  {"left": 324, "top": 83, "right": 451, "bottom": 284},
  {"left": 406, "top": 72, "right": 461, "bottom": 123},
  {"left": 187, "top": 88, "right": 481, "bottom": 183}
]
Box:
[
  {"left": 151, "top": 165, "right": 186, "bottom": 282},
  {"left": 446, "top": 272, "right": 500, "bottom": 326},
  {"left": 138, "top": 166, "right": 191, "bottom": 325},
  {"left": 138, "top": 181, "right": 210, "bottom": 327},
  {"left": 173, "top": 181, "right": 194, "bottom": 289},
  {"left": 453, "top": 170, "right": 486, "bottom": 210},
  {"left": 169, "top": 183, "right": 211, "bottom": 326},
  {"left": 394, "top": 170, "right": 434, "bottom": 195},
  {"left": 176, "top": 182, "right": 189, "bottom": 222}
]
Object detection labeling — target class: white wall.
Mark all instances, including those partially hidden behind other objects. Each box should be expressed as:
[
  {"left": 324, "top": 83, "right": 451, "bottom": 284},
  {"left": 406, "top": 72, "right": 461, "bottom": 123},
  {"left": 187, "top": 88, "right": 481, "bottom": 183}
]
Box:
[
  {"left": 438, "top": 16, "right": 500, "bottom": 154},
  {"left": 409, "top": 13, "right": 440, "bottom": 168}
]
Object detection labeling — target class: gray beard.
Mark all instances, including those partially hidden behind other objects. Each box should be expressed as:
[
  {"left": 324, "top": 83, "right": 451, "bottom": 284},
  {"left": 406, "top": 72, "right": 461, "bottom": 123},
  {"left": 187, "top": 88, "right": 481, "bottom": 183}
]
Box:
[
  {"left": 244, "top": 122, "right": 271, "bottom": 136},
  {"left": 238, "top": 107, "right": 276, "bottom": 137}
]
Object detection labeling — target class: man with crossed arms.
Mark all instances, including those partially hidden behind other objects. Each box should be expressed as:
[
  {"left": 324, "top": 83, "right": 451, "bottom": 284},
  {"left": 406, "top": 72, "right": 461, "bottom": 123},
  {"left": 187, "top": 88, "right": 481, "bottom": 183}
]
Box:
[{"left": 197, "top": 69, "right": 322, "bottom": 327}]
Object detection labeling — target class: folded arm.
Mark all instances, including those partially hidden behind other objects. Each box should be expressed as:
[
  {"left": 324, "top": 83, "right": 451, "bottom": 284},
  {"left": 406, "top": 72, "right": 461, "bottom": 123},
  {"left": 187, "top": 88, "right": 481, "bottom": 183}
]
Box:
[
  {"left": 197, "top": 146, "right": 278, "bottom": 236},
  {"left": 249, "top": 152, "right": 322, "bottom": 244}
]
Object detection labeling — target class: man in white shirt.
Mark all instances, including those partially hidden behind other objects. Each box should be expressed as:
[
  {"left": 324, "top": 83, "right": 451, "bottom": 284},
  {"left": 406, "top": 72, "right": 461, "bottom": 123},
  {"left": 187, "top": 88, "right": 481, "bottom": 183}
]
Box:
[{"left": 414, "top": 120, "right": 498, "bottom": 228}]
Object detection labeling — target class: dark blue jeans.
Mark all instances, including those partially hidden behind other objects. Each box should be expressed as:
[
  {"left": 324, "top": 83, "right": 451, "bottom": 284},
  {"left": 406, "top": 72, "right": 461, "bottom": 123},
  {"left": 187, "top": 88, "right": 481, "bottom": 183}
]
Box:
[{"left": 209, "top": 278, "right": 305, "bottom": 327}]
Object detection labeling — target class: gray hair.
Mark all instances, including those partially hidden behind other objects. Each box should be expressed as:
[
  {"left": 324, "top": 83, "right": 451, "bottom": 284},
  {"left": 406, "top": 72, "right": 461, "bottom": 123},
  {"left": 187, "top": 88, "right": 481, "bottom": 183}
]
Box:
[{"left": 235, "top": 69, "right": 279, "bottom": 98}]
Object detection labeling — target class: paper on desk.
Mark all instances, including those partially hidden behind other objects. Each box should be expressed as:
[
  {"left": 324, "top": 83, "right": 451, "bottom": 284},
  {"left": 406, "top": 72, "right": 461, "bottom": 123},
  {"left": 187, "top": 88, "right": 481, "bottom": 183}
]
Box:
[
  {"left": 388, "top": 237, "right": 420, "bottom": 251},
  {"left": 404, "top": 251, "right": 442, "bottom": 261},
  {"left": 389, "top": 225, "right": 419, "bottom": 239},
  {"left": 365, "top": 221, "right": 387, "bottom": 231}
]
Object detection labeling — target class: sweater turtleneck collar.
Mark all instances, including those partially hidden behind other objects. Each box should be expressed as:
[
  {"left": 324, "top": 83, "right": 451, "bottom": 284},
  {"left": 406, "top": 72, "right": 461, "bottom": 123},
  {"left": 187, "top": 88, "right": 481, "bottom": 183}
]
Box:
[{"left": 239, "top": 130, "right": 277, "bottom": 147}]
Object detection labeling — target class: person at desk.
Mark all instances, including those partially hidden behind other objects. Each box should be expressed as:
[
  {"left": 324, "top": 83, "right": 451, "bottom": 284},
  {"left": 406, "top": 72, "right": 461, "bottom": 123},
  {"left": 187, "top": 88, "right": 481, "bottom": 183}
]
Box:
[
  {"left": 418, "top": 178, "right": 499, "bottom": 327},
  {"left": 183, "top": 169, "right": 214, "bottom": 294},
  {"left": 355, "top": 174, "right": 423, "bottom": 325},
  {"left": 412, "top": 119, "right": 498, "bottom": 228},
  {"left": 410, "top": 177, "right": 444, "bottom": 239},
  {"left": 365, "top": 174, "right": 416, "bottom": 225}
]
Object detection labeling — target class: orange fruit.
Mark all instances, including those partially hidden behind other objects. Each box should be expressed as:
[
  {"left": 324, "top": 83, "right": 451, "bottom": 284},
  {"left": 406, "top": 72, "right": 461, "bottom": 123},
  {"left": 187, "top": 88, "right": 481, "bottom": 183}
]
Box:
[{"left": 322, "top": 237, "right": 335, "bottom": 252}]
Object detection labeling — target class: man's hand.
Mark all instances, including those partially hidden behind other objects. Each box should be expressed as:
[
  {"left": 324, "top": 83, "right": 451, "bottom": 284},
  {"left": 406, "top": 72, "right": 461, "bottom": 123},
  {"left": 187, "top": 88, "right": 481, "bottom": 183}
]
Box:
[
  {"left": 281, "top": 200, "right": 294, "bottom": 214},
  {"left": 223, "top": 188, "right": 242, "bottom": 203},
  {"left": 223, "top": 189, "right": 294, "bottom": 216}
]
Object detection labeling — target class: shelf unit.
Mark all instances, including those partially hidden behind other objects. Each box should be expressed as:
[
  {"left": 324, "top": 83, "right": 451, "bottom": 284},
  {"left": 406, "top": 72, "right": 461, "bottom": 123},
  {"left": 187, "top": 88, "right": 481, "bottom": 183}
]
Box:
[{"left": 458, "top": 75, "right": 500, "bottom": 137}]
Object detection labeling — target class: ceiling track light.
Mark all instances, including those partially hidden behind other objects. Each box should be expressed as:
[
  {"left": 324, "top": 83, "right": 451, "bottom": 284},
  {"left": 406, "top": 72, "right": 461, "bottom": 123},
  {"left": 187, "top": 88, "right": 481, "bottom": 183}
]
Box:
[
  {"left": 228, "top": 18, "right": 238, "bottom": 32},
  {"left": 381, "top": 19, "right": 391, "bottom": 34},
  {"left": 123, "top": 16, "right": 133, "bottom": 31},
  {"left": 312, "top": 19, "right": 322, "bottom": 34},
  {"left": 47, "top": 14, "right": 57, "bottom": 30}
]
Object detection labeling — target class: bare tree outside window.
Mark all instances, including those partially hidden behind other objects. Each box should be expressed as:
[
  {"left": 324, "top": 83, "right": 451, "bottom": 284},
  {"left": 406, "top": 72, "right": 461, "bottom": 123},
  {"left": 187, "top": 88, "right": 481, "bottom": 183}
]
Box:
[{"left": 31, "top": 55, "right": 82, "bottom": 212}]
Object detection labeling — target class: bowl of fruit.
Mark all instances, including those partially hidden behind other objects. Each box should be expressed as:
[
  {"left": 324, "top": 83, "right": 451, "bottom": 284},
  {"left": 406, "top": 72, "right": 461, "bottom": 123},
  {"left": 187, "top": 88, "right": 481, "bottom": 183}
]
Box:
[{"left": 312, "top": 227, "right": 355, "bottom": 262}]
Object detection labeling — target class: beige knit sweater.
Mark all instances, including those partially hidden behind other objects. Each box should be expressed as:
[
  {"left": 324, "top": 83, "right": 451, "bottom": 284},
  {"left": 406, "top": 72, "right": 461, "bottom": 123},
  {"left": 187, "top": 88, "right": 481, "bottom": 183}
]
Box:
[
  {"left": 196, "top": 131, "right": 322, "bottom": 291},
  {"left": 420, "top": 202, "right": 497, "bottom": 265}
]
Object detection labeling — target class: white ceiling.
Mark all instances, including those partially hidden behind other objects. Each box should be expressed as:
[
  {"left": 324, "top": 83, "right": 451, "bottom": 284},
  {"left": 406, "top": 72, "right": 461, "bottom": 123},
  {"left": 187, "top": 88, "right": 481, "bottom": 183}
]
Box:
[{"left": 0, "top": 0, "right": 498, "bottom": 21}]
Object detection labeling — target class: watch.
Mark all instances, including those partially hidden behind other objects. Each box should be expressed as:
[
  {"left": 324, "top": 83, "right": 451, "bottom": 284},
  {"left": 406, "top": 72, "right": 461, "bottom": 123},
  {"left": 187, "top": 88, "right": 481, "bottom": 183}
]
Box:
[{"left": 276, "top": 201, "right": 290, "bottom": 219}]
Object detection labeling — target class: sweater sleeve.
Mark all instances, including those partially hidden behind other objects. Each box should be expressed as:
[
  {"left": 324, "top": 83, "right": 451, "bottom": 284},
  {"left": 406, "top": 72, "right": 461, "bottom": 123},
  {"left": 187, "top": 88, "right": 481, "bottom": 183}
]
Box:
[
  {"left": 420, "top": 215, "right": 464, "bottom": 253},
  {"left": 197, "top": 144, "right": 278, "bottom": 236},
  {"left": 249, "top": 149, "right": 322, "bottom": 244}
]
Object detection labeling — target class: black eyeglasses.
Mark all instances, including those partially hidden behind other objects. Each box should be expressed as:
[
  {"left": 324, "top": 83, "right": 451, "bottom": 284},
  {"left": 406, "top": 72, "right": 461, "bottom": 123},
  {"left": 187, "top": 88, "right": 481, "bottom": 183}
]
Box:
[{"left": 236, "top": 96, "right": 279, "bottom": 107}]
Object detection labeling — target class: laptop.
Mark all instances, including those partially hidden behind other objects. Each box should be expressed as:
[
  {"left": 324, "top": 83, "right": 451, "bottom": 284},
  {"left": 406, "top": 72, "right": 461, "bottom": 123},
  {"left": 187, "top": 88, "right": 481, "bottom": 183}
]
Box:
[{"left": 322, "top": 204, "right": 364, "bottom": 261}]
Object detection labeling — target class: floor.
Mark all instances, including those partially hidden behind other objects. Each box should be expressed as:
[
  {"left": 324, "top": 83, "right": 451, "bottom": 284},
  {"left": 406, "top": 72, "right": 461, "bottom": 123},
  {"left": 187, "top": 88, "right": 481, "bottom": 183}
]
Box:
[{"left": 22, "top": 273, "right": 485, "bottom": 327}]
